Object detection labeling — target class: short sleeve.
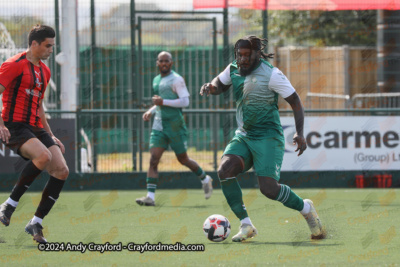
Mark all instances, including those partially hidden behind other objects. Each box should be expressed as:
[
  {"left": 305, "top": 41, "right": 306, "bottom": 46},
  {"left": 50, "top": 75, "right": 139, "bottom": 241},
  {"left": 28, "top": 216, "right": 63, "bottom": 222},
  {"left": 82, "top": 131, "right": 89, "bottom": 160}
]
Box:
[
  {"left": 0, "top": 61, "right": 19, "bottom": 88},
  {"left": 218, "top": 64, "right": 232, "bottom": 85},
  {"left": 268, "top": 68, "right": 296, "bottom": 98},
  {"left": 172, "top": 76, "right": 190, "bottom": 98}
]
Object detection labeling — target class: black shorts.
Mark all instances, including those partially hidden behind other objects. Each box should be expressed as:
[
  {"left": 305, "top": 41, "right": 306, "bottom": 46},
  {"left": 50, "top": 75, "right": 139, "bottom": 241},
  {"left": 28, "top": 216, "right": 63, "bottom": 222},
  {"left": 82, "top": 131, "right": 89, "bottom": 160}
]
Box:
[{"left": 3, "top": 122, "right": 57, "bottom": 160}]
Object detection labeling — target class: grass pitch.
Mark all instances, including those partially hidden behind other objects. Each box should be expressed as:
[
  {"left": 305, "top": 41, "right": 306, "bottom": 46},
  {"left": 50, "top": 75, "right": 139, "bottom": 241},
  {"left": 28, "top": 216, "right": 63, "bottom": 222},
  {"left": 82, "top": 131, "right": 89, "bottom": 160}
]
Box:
[{"left": 0, "top": 188, "right": 399, "bottom": 266}]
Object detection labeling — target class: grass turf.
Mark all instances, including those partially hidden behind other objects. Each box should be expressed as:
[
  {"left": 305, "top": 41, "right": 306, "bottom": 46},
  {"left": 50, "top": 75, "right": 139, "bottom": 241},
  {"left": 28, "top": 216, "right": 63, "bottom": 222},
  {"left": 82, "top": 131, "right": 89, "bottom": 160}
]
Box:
[{"left": 0, "top": 188, "right": 399, "bottom": 266}]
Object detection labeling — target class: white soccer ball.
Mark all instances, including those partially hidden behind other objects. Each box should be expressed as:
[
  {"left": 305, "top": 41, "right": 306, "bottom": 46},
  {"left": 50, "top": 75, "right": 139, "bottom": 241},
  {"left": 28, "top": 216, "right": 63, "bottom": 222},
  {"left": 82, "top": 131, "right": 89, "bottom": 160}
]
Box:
[{"left": 203, "top": 214, "right": 231, "bottom": 242}]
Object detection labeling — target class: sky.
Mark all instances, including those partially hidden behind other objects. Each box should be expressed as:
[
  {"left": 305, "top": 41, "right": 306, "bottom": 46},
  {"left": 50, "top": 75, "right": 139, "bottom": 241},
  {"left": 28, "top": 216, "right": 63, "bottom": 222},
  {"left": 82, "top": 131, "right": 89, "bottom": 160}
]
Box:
[
  {"left": 0, "top": 0, "right": 206, "bottom": 29},
  {"left": 0, "top": 0, "right": 195, "bottom": 16}
]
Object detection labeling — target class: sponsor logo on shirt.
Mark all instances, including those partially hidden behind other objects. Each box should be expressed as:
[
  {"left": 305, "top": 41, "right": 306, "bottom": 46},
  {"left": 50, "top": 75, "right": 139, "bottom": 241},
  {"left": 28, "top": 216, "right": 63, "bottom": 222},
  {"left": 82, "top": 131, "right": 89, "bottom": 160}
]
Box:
[
  {"left": 35, "top": 71, "right": 43, "bottom": 88},
  {"left": 25, "top": 89, "right": 42, "bottom": 98}
]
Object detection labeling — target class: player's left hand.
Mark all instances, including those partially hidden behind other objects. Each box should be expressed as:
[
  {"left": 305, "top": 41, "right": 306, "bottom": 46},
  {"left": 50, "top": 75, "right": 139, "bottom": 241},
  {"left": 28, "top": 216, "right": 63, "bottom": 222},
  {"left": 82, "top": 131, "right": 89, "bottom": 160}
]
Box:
[
  {"left": 293, "top": 133, "right": 307, "bottom": 156},
  {"left": 52, "top": 136, "right": 65, "bottom": 154},
  {"left": 152, "top": 95, "right": 163, "bottom": 106}
]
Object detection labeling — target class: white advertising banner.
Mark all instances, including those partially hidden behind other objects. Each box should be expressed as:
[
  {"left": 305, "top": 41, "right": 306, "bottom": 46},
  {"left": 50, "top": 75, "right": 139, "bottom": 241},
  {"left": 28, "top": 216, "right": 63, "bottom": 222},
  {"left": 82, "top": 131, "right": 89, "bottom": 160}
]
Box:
[{"left": 280, "top": 116, "right": 400, "bottom": 171}]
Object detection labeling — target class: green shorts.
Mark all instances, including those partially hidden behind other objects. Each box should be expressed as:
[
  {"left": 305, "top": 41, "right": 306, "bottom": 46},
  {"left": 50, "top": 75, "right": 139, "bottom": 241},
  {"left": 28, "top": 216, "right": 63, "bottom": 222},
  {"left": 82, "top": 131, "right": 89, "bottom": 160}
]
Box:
[
  {"left": 223, "top": 129, "right": 285, "bottom": 180},
  {"left": 150, "top": 129, "right": 188, "bottom": 155}
]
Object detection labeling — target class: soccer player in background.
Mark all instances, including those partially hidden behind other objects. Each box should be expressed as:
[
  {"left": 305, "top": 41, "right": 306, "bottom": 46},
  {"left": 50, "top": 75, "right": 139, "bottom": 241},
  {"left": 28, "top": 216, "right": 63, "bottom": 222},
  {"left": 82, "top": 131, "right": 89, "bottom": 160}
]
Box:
[
  {"left": 136, "top": 51, "right": 213, "bottom": 206},
  {"left": 0, "top": 25, "right": 68, "bottom": 244},
  {"left": 200, "top": 36, "right": 324, "bottom": 242}
]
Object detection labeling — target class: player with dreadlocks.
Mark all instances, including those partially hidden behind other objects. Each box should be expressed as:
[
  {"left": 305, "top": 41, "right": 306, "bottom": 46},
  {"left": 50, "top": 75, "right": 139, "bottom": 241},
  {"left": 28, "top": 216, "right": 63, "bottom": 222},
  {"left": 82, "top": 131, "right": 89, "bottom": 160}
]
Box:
[
  {"left": 233, "top": 35, "right": 274, "bottom": 75},
  {"left": 200, "top": 36, "right": 325, "bottom": 242}
]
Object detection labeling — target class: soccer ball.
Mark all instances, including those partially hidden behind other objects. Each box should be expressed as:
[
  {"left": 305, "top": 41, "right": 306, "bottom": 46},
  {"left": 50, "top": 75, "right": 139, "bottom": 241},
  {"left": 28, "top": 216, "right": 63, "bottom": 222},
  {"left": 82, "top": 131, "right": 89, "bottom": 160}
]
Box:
[{"left": 203, "top": 214, "right": 231, "bottom": 242}]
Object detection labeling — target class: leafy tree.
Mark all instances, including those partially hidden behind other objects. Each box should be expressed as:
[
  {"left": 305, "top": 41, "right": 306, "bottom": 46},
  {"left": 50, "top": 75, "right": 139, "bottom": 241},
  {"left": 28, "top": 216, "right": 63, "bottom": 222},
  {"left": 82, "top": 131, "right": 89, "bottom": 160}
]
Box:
[{"left": 236, "top": 9, "right": 377, "bottom": 46}]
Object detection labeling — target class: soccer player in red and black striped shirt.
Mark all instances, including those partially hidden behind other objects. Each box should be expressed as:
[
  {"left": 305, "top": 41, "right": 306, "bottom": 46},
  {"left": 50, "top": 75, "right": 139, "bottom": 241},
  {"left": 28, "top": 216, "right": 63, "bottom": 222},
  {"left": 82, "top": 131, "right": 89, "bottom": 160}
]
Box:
[{"left": 0, "top": 25, "right": 68, "bottom": 244}]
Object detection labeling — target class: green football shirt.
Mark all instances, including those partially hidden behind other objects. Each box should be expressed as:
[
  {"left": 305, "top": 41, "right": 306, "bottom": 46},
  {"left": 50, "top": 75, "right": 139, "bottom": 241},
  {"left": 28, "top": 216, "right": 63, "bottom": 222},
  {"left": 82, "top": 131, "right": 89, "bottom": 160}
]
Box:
[
  {"left": 218, "top": 59, "right": 295, "bottom": 139},
  {"left": 152, "top": 71, "right": 190, "bottom": 132}
]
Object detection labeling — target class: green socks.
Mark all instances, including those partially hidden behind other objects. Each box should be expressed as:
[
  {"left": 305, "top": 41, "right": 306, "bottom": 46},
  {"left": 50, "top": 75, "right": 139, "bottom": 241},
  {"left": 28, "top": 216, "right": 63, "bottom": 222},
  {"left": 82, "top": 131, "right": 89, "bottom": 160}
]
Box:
[
  {"left": 146, "top": 177, "right": 158, "bottom": 193},
  {"left": 221, "top": 178, "right": 248, "bottom": 220},
  {"left": 194, "top": 167, "right": 206, "bottom": 180},
  {"left": 276, "top": 184, "right": 304, "bottom": 211},
  {"left": 220, "top": 179, "right": 304, "bottom": 220}
]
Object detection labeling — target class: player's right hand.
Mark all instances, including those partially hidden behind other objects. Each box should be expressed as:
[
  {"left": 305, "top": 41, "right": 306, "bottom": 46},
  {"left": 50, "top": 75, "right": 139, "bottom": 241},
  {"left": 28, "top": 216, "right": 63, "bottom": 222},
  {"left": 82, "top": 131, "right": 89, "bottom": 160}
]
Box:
[
  {"left": 200, "top": 83, "right": 216, "bottom": 97},
  {"left": 142, "top": 111, "right": 152, "bottom": 121},
  {"left": 293, "top": 133, "right": 307, "bottom": 156},
  {"left": 0, "top": 124, "right": 11, "bottom": 144}
]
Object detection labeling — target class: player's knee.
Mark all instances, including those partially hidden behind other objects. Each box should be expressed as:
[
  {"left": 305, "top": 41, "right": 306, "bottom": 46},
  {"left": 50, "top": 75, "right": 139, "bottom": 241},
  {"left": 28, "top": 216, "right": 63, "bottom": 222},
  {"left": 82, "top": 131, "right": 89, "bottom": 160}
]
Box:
[
  {"left": 56, "top": 166, "right": 69, "bottom": 180},
  {"left": 58, "top": 165, "right": 69, "bottom": 180},
  {"left": 49, "top": 164, "right": 69, "bottom": 180},
  {"left": 218, "top": 161, "right": 241, "bottom": 180},
  {"left": 36, "top": 150, "right": 52, "bottom": 166},
  {"left": 217, "top": 164, "right": 229, "bottom": 180}
]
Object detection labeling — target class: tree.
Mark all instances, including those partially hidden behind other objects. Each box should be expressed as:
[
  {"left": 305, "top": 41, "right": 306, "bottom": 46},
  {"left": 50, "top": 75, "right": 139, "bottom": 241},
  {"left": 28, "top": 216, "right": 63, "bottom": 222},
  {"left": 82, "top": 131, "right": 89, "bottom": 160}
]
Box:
[
  {"left": 270, "top": 10, "right": 376, "bottom": 46},
  {"left": 235, "top": 9, "right": 377, "bottom": 46}
]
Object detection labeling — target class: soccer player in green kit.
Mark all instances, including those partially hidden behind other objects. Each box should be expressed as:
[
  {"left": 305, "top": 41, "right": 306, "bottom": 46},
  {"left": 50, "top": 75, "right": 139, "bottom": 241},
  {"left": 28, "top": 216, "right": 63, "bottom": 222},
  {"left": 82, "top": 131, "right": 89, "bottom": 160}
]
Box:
[
  {"left": 136, "top": 51, "right": 213, "bottom": 206},
  {"left": 200, "top": 36, "right": 324, "bottom": 242}
]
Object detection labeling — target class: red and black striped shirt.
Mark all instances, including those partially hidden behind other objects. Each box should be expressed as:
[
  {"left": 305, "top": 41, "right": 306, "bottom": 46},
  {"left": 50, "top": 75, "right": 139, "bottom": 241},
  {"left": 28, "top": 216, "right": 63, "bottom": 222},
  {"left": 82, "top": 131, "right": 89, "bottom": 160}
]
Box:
[{"left": 0, "top": 51, "right": 50, "bottom": 128}]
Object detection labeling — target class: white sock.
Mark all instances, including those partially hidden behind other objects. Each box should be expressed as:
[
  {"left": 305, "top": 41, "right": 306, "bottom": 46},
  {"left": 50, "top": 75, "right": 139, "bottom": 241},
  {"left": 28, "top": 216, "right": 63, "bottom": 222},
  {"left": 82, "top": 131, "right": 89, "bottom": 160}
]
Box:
[
  {"left": 6, "top": 198, "right": 18, "bottom": 208},
  {"left": 300, "top": 200, "right": 311, "bottom": 215},
  {"left": 240, "top": 217, "right": 252, "bottom": 226},
  {"left": 31, "top": 216, "right": 43, "bottom": 225},
  {"left": 201, "top": 175, "right": 210, "bottom": 185},
  {"left": 147, "top": 192, "right": 155, "bottom": 200}
]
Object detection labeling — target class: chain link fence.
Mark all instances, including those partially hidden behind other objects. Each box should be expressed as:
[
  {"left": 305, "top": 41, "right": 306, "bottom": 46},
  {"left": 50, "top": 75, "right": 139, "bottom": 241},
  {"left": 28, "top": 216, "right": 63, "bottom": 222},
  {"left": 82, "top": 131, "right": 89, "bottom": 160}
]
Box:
[{"left": 1, "top": 1, "right": 399, "bottom": 173}]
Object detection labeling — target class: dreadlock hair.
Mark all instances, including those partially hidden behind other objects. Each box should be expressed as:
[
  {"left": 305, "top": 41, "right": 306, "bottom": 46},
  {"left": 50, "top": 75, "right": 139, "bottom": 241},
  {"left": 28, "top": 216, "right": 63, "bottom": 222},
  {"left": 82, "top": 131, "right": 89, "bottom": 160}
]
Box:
[{"left": 234, "top": 35, "right": 274, "bottom": 59}]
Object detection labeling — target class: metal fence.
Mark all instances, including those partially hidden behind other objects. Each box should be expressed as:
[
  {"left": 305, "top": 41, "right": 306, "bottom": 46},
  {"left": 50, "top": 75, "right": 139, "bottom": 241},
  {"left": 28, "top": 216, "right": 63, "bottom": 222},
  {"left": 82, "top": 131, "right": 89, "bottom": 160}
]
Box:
[
  {"left": 352, "top": 93, "right": 400, "bottom": 109},
  {"left": 1, "top": 1, "right": 389, "bottom": 111},
  {"left": 1, "top": 1, "right": 400, "bottom": 173},
  {"left": 45, "top": 109, "right": 400, "bottom": 173},
  {"left": 305, "top": 92, "right": 400, "bottom": 110}
]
